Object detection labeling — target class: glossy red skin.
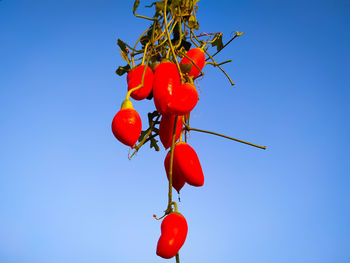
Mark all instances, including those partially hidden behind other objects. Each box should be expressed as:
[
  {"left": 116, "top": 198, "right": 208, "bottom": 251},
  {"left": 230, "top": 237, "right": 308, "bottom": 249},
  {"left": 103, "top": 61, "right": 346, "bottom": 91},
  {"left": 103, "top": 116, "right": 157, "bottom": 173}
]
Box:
[
  {"left": 167, "top": 83, "right": 198, "bottom": 115},
  {"left": 164, "top": 151, "right": 186, "bottom": 193},
  {"left": 111, "top": 108, "right": 142, "bottom": 147},
  {"left": 156, "top": 213, "right": 188, "bottom": 259},
  {"left": 159, "top": 114, "right": 183, "bottom": 149},
  {"left": 127, "top": 65, "right": 153, "bottom": 100},
  {"left": 179, "top": 48, "right": 205, "bottom": 78},
  {"left": 153, "top": 62, "right": 181, "bottom": 114},
  {"left": 174, "top": 142, "right": 204, "bottom": 186}
]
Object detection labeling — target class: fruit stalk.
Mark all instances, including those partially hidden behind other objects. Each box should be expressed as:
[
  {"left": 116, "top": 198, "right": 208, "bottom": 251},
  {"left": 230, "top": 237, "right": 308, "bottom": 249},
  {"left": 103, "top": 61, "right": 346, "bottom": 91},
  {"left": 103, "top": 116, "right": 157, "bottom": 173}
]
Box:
[
  {"left": 183, "top": 120, "right": 267, "bottom": 150},
  {"left": 164, "top": 0, "right": 182, "bottom": 80},
  {"left": 167, "top": 115, "right": 179, "bottom": 214}
]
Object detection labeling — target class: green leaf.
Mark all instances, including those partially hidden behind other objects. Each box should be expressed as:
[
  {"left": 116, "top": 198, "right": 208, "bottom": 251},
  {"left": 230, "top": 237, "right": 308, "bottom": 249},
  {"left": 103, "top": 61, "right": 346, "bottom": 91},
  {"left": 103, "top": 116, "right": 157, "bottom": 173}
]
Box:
[
  {"left": 211, "top": 34, "right": 224, "bottom": 52},
  {"left": 117, "top": 39, "right": 128, "bottom": 53},
  {"left": 133, "top": 0, "right": 140, "bottom": 14},
  {"left": 115, "top": 64, "right": 130, "bottom": 76},
  {"left": 150, "top": 137, "right": 160, "bottom": 151}
]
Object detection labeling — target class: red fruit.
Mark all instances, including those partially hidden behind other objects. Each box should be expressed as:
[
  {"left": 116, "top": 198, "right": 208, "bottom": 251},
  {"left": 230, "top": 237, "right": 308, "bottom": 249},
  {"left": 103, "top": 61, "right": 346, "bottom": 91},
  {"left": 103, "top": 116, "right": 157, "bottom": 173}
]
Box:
[
  {"left": 167, "top": 83, "right": 198, "bottom": 115},
  {"left": 153, "top": 62, "right": 181, "bottom": 114},
  {"left": 156, "top": 212, "right": 188, "bottom": 259},
  {"left": 127, "top": 65, "right": 153, "bottom": 100},
  {"left": 179, "top": 48, "right": 205, "bottom": 78},
  {"left": 164, "top": 151, "right": 186, "bottom": 193},
  {"left": 174, "top": 142, "right": 204, "bottom": 186},
  {"left": 159, "top": 114, "right": 183, "bottom": 149},
  {"left": 111, "top": 100, "right": 142, "bottom": 147}
]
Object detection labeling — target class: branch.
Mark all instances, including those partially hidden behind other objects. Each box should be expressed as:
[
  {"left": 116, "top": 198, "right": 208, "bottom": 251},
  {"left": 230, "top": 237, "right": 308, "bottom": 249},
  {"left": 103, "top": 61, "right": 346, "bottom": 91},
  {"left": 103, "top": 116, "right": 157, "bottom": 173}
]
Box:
[{"left": 183, "top": 121, "right": 266, "bottom": 150}]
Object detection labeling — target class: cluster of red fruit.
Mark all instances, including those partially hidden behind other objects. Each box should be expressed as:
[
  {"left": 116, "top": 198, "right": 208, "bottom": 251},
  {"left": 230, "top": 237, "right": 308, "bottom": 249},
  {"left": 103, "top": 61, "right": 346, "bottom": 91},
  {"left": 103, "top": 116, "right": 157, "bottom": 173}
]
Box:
[{"left": 111, "top": 47, "right": 205, "bottom": 259}]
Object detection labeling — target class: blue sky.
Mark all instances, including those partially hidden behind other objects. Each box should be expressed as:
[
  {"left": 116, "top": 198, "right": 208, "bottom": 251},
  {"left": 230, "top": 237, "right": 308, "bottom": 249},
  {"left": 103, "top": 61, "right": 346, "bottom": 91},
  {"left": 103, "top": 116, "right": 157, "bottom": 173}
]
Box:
[{"left": 0, "top": 0, "right": 349, "bottom": 263}]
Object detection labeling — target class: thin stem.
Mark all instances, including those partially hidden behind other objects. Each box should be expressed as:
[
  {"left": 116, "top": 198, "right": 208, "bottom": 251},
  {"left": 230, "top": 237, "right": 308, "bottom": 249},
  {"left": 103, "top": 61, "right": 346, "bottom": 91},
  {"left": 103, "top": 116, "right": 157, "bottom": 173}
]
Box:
[
  {"left": 124, "top": 43, "right": 142, "bottom": 53},
  {"left": 164, "top": 0, "right": 182, "bottom": 80},
  {"left": 180, "top": 51, "right": 204, "bottom": 78},
  {"left": 188, "top": 27, "right": 200, "bottom": 47},
  {"left": 170, "top": 201, "right": 178, "bottom": 213},
  {"left": 191, "top": 29, "right": 203, "bottom": 46},
  {"left": 184, "top": 114, "right": 189, "bottom": 143},
  {"left": 176, "top": 253, "right": 180, "bottom": 263},
  {"left": 141, "top": 42, "right": 150, "bottom": 65},
  {"left": 179, "top": 127, "right": 183, "bottom": 142},
  {"left": 183, "top": 121, "right": 266, "bottom": 150},
  {"left": 202, "top": 47, "right": 235, "bottom": 86},
  {"left": 154, "top": 17, "right": 177, "bottom": 48},
  {"left": 167, "top": 115, "right": 179, "bottom": 213},
  {"left": 196, "top": 32, "right": 222, "bottom": 37},
  {"left": 125, "top": 48, "right": 150, "bottom": 100},
  {"left": 207, "top": 32, "right": 243, "bottom": 60},
  {"left": 174, "top": 18, "right": 183, "bottom": 49},
  {"left": 204, "top": 33, "right": 221, "bottom": 44},
  {"left": 128, "top": 116, "right": 160, "bottom": 160},
  {"left": 133, "top": 26, "right": 150, "bottom": 51},
  {"left": 134, "top": 14, "right": 156, "bottom": 21},
  {"left": 206, "top": 59, "right": 232, "bottom": 67},
  {"left": 166, "top": 47, "right": 171, "bottom": 58}
]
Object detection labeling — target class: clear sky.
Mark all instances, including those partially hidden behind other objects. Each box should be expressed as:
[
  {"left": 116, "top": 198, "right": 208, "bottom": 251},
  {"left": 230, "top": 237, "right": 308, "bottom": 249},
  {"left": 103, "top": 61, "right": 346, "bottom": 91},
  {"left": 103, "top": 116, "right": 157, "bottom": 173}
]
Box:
[{"left": 0, "top": 0, "right": 349, "bottom": 263}]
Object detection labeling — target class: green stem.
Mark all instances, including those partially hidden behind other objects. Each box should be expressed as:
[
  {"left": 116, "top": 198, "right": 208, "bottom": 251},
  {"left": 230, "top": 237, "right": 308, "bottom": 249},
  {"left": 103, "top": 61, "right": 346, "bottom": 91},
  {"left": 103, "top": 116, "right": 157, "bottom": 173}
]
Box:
[
  {"left": 164, "top": 0, "right": 182, "bottom": 80},
  {"left": 154, "top": 18, "right": 177, "bottom": 48},
  {"left": 188, "top": 27, "right": 200, "bottom": 47},
  {"left": 167, "top": 115, "right": 179, "bottom": 213},
  {"left": 202, "top": 46, "right": 235, "bottom": 86},
  {"left": 205, "top": 59, "right": 232, "bottom": 67},
  {"left": 170, "top": 201, "right": 178, "bottom": 213},
  {"left": 190, "top": 29, "right": 203, "bottom": 46},
  {"left": 183, "top": 121, "right": 266, "bottom": 150},
  {"left": 133, "top": 26, "right": 151, "bottom": 51},
  {"left": 180, "top": 51, "right": 204, "bottom": 78},
  {"left": 125, "top": 45, "right": 150, "bottom": 100},
  {"left": 153, "top": 16, "right": 174, "bottom": 43},
  {"left": 206, "top": 32, "right": 240, "bottom": 60},
  {"left": 176, "top": 253, "right": 180, "bottom": 263},
  {"left": 128, "top": 116, "right": 160, "bottom": 160},
  {"left": 133, "top": 14, "right": 156, "bottom": 21},
  {"left": 204, "top": 33, "right": 221, "bottom": 44},
  {"left": 141, "top": 42, "right": 150, "bottom": 65},
  {"left": 174, "top": 18, "right": 183, "bottom": 49}
]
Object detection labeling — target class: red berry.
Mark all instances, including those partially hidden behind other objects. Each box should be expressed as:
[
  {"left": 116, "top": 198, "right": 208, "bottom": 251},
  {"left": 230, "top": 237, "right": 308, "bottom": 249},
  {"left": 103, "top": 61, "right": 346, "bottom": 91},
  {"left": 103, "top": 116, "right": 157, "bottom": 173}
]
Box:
[
  {"left": 167, "top": 83, "right": 198, "bottom": 115},
  {"left": 127, "top": 65, "right": 153, "bottom": 100},
  {"left": 159, "top": 114, "right": 183, "bottom": 149},
  {"left": 111, "top": 107, "right": 141, "bottom": 147},
  {"left": 164, "top": 151, "right": 186, "bottom": 193},
  {"left": 156, "top": 213, "right": 188, "bottom": 259},
  {"left": 153, "top": 62, "right": 181, "bottom": 114},
  {"left": 179, "top": 48, "right": 205, "bottom": 78},
  {"left": 174, "top": 142, "right": 204, "bottom": 186}
]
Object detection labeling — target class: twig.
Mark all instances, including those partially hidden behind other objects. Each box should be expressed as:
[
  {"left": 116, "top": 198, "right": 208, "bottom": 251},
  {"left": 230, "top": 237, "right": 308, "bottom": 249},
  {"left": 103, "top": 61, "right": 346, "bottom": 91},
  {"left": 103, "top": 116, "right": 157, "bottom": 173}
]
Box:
[{"left": 183, "top": 121, "right": 266, "bottom": 150}]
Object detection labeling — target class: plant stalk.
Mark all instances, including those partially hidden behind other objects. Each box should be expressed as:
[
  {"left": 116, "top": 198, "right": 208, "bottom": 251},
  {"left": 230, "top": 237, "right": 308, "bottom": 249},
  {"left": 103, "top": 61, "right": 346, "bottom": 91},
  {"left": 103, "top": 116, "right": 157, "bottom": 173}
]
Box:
[
  {"left": 183, "top": 121, "right": 266, "bottom": 150},
  {"left": 167, "top": 115, "right": 179, "bottom": 212}
]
